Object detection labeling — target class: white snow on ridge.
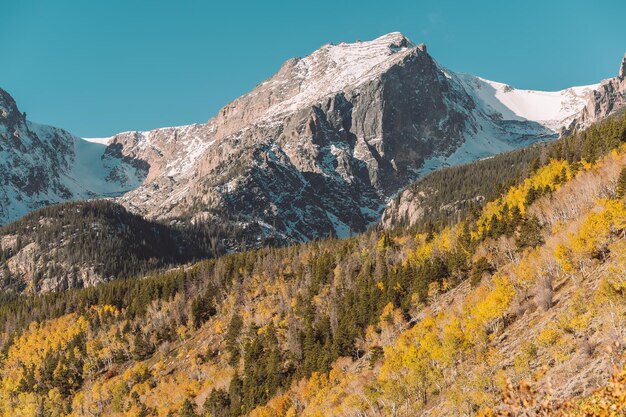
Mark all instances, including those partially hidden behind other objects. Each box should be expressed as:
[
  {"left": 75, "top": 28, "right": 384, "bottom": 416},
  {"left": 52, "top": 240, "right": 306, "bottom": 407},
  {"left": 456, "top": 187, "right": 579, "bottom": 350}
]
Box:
[
  {"left": 265, "top": 32, "right": 417, "bottom": 117},
  {"left": 67, "top": 135, "right": 143, "bottom": 197},
  {"left": 81, "top": 137, "right": 112, "bottom": 145},
  {"left": 253, "top": 31, "right": 598, "bottom": 133},
  {"left": 0, "top": 122, "right": 147, "bottom": 224},
  {"left": 456, "top": 73, "right": 598, "bottom": 130}
]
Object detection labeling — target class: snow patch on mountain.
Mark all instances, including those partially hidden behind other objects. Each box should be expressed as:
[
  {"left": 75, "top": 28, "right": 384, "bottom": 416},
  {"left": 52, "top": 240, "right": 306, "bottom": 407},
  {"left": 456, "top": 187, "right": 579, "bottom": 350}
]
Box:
[
  {"left": 259, "top": 32, "right": 418, "bottom": 118},
  {"left": 82, "top": 137, "right": 112, "bottom": 145},
  {"left": 0, "top": 108, "right": 147, "bottom": 225},
  {"left": 456, "top": 73, "right": 598, "bottom": 130}
]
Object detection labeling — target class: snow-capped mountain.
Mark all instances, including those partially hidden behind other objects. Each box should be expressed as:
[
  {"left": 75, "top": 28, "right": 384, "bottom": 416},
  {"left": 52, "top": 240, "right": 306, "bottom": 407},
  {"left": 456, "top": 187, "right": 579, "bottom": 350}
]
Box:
[
  {"left": 109, "top": 33, "right": 604, "bottom": 242},
  {"left": 1, "top": 33, "right": 623, "bottom": 242},
  {"left": 380, "top": 52, "right": 626, "bottom": 230},
  {"left": 0, "top": 88, "right": 147, "bottom": 224}
]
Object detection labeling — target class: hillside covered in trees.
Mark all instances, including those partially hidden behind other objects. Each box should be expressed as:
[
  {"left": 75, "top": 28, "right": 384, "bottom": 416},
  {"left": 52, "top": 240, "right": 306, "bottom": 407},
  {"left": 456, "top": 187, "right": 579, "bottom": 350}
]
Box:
[
  {"left": 0, "top": 112, "right": 625, "bottom": 416},
  {"left": 0, "top": 201, "right": 237, "bottom": 293},
  {"left": 382, "top": 109, "right": 626, "bottom": 232}
]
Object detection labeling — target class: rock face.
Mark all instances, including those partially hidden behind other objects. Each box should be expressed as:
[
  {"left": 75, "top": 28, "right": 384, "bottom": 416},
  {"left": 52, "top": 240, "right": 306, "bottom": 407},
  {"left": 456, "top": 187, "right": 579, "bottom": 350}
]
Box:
[
  {"left": 111, "top": 33, "right": 597, "bottom": 242},
  {"left": 382, "top": 52, "right": 626, "bottom": 230},
  {"left": 0, "top": 88, "right": 147, "bottom": 224},
  {"left": 566, "top": 53, "right": 626, "bottom": 131}
]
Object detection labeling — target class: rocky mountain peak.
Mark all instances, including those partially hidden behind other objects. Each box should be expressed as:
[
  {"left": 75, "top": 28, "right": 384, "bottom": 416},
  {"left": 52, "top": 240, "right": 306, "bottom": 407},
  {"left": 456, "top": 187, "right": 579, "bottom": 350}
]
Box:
[
  {"left": 0, "top": 88, "right": 148, "bottom": 225},
  {"left": 0, "top": 88, "right": 25, "bottom": 134},
  {"left": 0, "top": 88, "right": 18, "bottom": 113},
  {"left": 209, "top": 32, "right": 426, "bottom": 139},
  {"left": 113, "top": 33, "right": 591, "bottom": 243},
  {"left": 563, "top": 53, "right": 626, "bottom": 133},
  {"left": 364, "top": 31, "right": 415, "bottom": 50}
]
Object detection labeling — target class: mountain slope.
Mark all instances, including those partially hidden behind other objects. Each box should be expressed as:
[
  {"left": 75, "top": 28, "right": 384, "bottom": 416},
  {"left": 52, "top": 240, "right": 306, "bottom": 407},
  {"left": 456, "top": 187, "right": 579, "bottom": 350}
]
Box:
[
  {"left": 0, "top": 200, "right": 230, "bottom": 293},
  {"left": 380, "top": 112, "right": 626, "bottom": 230},
  {"left": 0, "top": 112, "right": 624, "bottom": 416},
  {"left": 109, "top": 33, "right": 599, "bottom": 242},
  {"left": 0, "top": 88, "right": 147, "bottom": 225},
  {"left": 382, "top": 64, "right": 626, "bottom": 231},
  {"left": 568, "top": 53, "right": 626, "bottom": 130},
  {"left": 457, "top": 74, "right": 597, "bottom": 130}
]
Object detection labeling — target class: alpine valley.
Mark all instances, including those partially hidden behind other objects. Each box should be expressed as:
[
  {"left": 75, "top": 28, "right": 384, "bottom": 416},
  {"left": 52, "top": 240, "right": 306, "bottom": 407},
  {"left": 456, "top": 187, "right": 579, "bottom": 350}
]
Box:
[{"left": 1, "top": 31, "right": 626, "bottom": 417}]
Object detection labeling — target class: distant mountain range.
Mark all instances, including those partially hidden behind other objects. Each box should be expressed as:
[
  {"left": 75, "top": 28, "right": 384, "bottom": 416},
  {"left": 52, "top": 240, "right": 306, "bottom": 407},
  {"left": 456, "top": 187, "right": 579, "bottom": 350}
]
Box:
[{"left": 1, "top": 33, "right": 625, "bottom": 243}]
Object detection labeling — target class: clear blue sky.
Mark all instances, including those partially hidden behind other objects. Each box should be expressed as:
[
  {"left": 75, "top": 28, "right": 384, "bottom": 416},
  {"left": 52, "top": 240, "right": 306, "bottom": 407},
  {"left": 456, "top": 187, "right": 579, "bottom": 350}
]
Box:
[{"left": 1, "top": 0, "right": 625, "bottom": 137}]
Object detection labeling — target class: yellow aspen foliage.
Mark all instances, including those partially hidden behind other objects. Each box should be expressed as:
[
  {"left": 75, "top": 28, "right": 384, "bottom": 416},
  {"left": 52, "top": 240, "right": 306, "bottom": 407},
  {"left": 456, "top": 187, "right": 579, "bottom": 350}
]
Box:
[
  {"left": 412, "top": 237, "right": 434, "bottom": 263},
  {"left": 427, "top": 281, "right": 442, "bottom": 301},
  {"left": 439, "top": 316, "right": 466, "bottom": 366},
  {"left": 379, "top": 302, "right": 396, "bottom": 324},
  {"left": 464, "top": 274, "right": 515, "bottom": 344},
  {"left": 557, "top": 291, "right": 592, "bottom": 336},
  {"left": 513, "top": 341, "right": 538, "bottom": 376},
  {"left": 536, "top": 326, "right": 561, "bottom": 348},
  {"left": 378, "top": 315, "right": 439, "bottom": 410},
  {"left": 594, "top": 241, "right": 626, "bottom": 341},
  {"left": 511, "top": 251, "right": 542, "bottom": 294},
  {"left": 554, "top": 243, "right": 574, "bottom": 272},
  {"left": 9, "top": 393, "right": 38, "bottom": 417},
  {"left": 475, "top": 159, "right": 574, "bottom": 237},
  {"left": 570, "top": 199, "right": 626, "bottom": 258},
  {"left": 376, "top": 234, "right": 389, "bottom": 251}
]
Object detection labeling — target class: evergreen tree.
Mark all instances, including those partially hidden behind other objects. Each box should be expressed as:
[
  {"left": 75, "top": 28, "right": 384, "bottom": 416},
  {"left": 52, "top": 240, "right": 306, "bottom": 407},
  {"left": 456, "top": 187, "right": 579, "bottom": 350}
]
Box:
[
  {"left": 190, "top": 286, "right": 216, "bottom": 329},
  {"left": 470, "top": 257, "right": 493, "bottom": 287},
  {"left": 228, "top": 373, "right": 243, "bottom": 417},
  {"left": 203, "top": 388, "right": 230, "bottom": 417},
  {"left": 225, "top": 313, "right": 244, "bottom": 366},
  {"left": 132, "top": 333, "right": 155, "bottom": 360},
  {"left": 179, "top": 398, "right": 198, "bottom": 417},
  {"left": 516, "top": 216, "right": 544, "bottom": 250}
]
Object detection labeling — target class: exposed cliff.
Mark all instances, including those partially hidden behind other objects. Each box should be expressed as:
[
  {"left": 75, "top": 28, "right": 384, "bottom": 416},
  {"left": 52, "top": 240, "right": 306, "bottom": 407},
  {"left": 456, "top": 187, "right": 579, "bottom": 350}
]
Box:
[{"left": 110, "top": 33, "right": 595, "bottom": 242}]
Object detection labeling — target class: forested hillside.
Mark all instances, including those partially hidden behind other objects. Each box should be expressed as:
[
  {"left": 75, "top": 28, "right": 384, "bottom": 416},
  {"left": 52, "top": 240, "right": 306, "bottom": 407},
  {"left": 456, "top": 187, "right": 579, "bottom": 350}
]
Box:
[
  {"left": 381, "top": 109, "right": 626, "bottom": 232},
  {"left": 0, "top": 201, "right": 235, "bottom": 293},
  {"left": 0, "top": 112, "right": 625, "bottom": 416}
]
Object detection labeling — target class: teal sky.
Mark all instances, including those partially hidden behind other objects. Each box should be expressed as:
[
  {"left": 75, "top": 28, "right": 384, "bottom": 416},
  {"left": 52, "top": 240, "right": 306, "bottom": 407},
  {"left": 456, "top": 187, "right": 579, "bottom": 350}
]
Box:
[{"left": 1, "top": 0, "right": 625, "bottom": 137}]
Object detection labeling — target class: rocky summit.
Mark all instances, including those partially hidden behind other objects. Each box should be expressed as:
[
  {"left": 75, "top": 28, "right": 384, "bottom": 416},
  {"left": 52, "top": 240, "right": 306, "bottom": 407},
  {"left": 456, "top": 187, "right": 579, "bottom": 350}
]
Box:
[
  {"left": 104, "top": 33, "right": 603, "bottom": 242},
  {"left": 568, "top": 53, "right": 626, "bottom": 131}
]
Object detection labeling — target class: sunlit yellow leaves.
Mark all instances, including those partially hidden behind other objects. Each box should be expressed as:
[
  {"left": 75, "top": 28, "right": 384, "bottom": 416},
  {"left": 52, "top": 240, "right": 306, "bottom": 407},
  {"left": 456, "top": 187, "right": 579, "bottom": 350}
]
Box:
[
  {"left": 465, "top": 274, "right": 514, "bottom": 343},
  {"left": 475, "top": 159, "right": 575, "bottom": 237},
  {"left": 571, "top": 199, "right": 626, "bottom": 257},
  {"left": 554, "top": 243, "right": 574, "bottom": 272}
]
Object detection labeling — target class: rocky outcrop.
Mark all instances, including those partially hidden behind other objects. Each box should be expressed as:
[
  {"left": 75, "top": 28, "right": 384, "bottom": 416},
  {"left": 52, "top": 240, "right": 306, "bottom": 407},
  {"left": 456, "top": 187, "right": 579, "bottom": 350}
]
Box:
[
  {"left": 0, "top": 200, "right": 228, "bottom": 293},
  {"left": 380, "top": 52, "right": 626, "bottom": 228},
  {"left": 566, "top": 53, "right": 626, "bottom": 131}
]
